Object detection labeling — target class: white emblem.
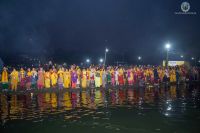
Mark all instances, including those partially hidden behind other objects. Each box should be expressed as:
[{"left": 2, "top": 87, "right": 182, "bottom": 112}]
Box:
[{"left": 181, "top": 2, "right": 190, "bottom": 13}]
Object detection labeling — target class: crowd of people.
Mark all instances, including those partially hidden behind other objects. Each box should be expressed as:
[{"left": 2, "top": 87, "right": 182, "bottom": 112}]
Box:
[{"left": 0, "top": 65, "right": 199, "bottom": 91}]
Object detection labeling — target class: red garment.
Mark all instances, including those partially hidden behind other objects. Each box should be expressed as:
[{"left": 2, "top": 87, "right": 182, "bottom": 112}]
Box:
[
  {"left": 118, "top": 75, "right": 124, "bottom": 85},
  {"left": 72, "top": 82, "right": 76, "bottom": 88}
]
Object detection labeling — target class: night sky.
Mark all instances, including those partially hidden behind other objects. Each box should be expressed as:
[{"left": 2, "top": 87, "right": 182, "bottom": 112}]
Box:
[{"left": 0, "top": 0, "right": 200, "bottom": 65}]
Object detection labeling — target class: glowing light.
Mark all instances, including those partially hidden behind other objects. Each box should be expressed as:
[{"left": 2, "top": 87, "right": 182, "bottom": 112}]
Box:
[
  {"left": 86, "top": 59, "right": 90, "bottom": 63},
  {"left": 99, "top": 58, "right": 104, "bottom": 63},
  {"left": 165, "top": 43, "right": 171, "bottom": 49},
  {"left": 138, "top": 56, "right": 142, "bottom": 60},
  {"left": 105, "top": 48, "right": 109, "bottom": 52}
]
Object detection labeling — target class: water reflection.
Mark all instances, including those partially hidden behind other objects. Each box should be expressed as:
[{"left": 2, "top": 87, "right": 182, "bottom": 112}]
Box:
[{"left": 0, "top": 85, "right": 200, "bottom": 126}]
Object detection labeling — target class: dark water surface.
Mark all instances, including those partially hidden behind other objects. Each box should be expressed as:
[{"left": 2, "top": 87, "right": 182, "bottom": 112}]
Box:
[{"left": 0, "top": 85, "right": 200, "bottom": 133}]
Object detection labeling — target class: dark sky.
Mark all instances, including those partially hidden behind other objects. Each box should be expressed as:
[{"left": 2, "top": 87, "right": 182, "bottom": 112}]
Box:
[{"left": 0, "top": 0, "right": 200, "bottom": 64}]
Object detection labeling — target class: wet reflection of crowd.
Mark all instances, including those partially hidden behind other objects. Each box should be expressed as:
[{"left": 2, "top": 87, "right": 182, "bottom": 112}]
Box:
[{"left": 0, "top": 86, "right": 198, "bottom": 123}]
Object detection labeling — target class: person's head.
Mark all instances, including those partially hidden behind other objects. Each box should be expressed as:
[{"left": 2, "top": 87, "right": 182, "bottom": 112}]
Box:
[{"left": 3, "top": 67, "right": 7, "bottom": 71}]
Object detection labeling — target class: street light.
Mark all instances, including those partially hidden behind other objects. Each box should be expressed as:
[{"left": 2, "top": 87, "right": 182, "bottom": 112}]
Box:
[
  {"left": 165, "top": 43, "right": 171, "bottom": 68},
  {"left": 86, "top": 59, "right": 90, "bottom": 63},
  {"left": 191, "top": 57, "right": 194, "bottom": 60},
  {"left": 104, "top": 48, "right": 109, "bottom": 66},
  {"left": 138, "top": 56, "right": 142, "bottom": 60},
  {"left": 165, "top": 43, "right": 171, "bottom": 49},
  {"left": 99, "top": 58, "right": 104, "bottom": 63},
  {"left": 180, "top": 55, "right": 184, "bottom": 58}
]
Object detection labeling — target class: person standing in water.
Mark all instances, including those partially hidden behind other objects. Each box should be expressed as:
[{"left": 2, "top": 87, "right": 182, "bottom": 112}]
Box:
[
  {"left": 57, "top": 67, "right": 64, "bottom": 90},
  {"left": 37, "top": 67, "right": 45, "bottom": 89},
  {"left": 51, "top": 68, "right": 58, "bottom": 88},
  {"left": 81, "top": 68, "right": 87, "bottom": 89},
  {"left": 31, "top": 68, "right": 37, "bottom": 89},
  {"left": 10, "top": 68, "right": 19, "bottom": 91},
  {"left": 1, "top": 67, "right": 9, "bottom": 91},
  {"left": 95, "top": 69, "right": 101, "bottom": 88},
  {"left": 19, "top": 68, "right": 26, "bottom": 89},
  {"left": 71, "top": 69, "right": 78, "bottom": 89},
  {"left": 63, "top": 69, "right": 71, "bottom": 89},
  {"left": 44, "top": 69, "right": 51, "bottom": 89},
  {"left": 26, "top": 68, "right": 32, "bottom": 90}
]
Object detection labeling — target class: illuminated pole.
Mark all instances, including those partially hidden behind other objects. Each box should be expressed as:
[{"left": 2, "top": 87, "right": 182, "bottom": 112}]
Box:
[
  {"left": 104, "top": 48, "right": 109, "bottom": 66},
  {"left": 165, "top": 43, "right": 171, "bottom": 68}
]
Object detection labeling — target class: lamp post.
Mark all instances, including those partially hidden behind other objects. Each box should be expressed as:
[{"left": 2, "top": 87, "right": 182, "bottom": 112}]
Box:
[
  {"left": 165, "top": 43, "right": 171, "bottom": 68},
  {"left": 104, "top": 48, "right": 109, "bottom": 66}
]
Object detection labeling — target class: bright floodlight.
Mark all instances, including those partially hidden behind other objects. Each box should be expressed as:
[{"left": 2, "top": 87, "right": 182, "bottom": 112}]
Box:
[
  {"left": 99, "top": 58, "right": 104, "bottom": 63},
  {"left": 191, "top": 57, "right": 194, "bottom": 60},
  {"left": 86, "top": 59, "right": 90, "bottom": 63},
  {"left": 105, "top": 48, "right": 109, "bottom": 52},
  {"left": 138, "top": 56, "right": 142, "bottom": 60},
  {"left": 165, "top": 43, "right": 171, "bottom": 49},
  {"left": 180, "top": 55, "right": 184, "bottom": 58}
]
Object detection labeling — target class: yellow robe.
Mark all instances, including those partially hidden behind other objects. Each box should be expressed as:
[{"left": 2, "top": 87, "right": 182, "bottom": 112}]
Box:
[
  {"left": 10, "top": 70, "right": 19, "bottom": 90},
  {"left": 63, "top": 71, "right": 71, "bottom": 88},
  {"left": 27, "top": 71, "right": 32, "bottom": 77},
  {"left": 95, "top": 70, "right": 101, "bottom": 87},
  {"left": 45, "top": 72, "right": 51, "bottom": 88},
  {"left": 81, "top": 70, "right": 87, "bottom": 88},
  {"left": 170, "top": 70, "right": 176, "bottom": 82},
  {"left": 1, "top": 70, "right": 8, "bottom": 83},
  {"left": 51, "top": 72, "right": 58, "bottom": 86}
]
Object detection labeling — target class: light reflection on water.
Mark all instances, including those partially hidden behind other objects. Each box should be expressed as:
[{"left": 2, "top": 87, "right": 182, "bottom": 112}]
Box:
[{"left": 0, "top": 85, "right": 200, "bottom": 133}]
